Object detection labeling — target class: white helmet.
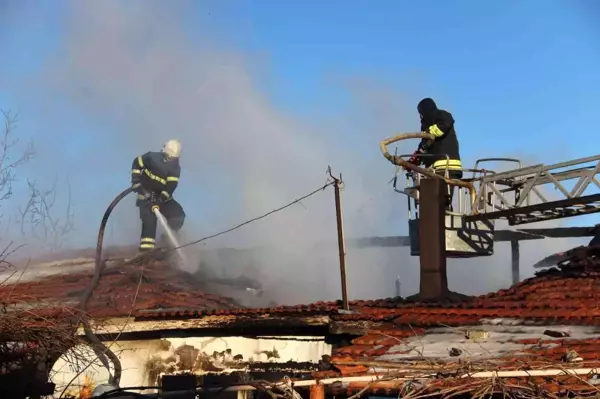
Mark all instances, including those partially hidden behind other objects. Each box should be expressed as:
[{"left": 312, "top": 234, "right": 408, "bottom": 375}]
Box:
[{"left": 162, "top": 139, "right": 182, "bottom": 159}]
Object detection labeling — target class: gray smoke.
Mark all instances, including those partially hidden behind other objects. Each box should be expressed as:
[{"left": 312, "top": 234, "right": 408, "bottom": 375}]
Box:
[{"left": 3, "top": 1, "right": 589, "bottom": 304}]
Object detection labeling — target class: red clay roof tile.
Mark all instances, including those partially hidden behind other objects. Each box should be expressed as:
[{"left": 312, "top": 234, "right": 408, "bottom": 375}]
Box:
[
  {"left": 6, "top": 243, "right": 600, "bottom": 330},
  {"left": 0, "top": 258, "right": 241, "bottom": 319},
  {"left": 5, "top": 245, "right": 600, "bottom": 396},
  {"left": 315, "top": 249, "right": 600, "bottom": 396},
  {"left": 125, "top": 251, "right": 600, "bottom": 324}
]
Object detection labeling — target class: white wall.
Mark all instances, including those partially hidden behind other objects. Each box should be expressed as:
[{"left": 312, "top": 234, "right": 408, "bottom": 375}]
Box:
[{"left": 52, "top": 336, "right": 331, "bottom": 396}]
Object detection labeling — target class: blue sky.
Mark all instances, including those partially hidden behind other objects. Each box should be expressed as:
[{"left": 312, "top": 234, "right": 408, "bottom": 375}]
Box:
[
  {"left": 1, "top": 0, "right": 599, "bottom": 249},
  {"left": 198, "top": 0, "right": 599, "bottom": 155},
  {"left": 212, "top": 0, "right": 598, "bottom": 152}
]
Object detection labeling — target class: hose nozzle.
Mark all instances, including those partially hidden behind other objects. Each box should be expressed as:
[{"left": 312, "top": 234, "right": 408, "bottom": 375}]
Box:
[{"left": 152, "top": 205, "right": 160, "bottom": 213}]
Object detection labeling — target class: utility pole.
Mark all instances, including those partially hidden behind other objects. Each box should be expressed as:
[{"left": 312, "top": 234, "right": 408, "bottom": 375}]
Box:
[{"left": 328, "top": 166, "right": 349, "bottom": 311}]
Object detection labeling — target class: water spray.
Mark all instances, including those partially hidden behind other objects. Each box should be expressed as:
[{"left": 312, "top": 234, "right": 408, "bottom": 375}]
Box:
[{"left": 151, "top": 204, "right": 188, "bottom": 267}]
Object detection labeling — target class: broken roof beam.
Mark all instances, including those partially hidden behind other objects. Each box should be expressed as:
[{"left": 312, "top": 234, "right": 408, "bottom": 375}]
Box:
[{"left": 80, "top": 313, "right": 331, "bottom": 339}]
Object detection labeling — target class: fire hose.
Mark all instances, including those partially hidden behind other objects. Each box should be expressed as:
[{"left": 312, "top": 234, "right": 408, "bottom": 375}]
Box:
[
  {"left": 379, "top": 132, "right": 478, "bottom": 214},
  {"left": 77, "top": 186, "right": 135, "bottom": 387}
]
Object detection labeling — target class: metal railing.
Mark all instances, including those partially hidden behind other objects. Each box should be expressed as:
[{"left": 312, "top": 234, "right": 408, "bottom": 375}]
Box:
[
  {"left": 471, "top": 155, "right": 600, "bottom": 207},
  {"left": 381, "top": 132, "right": 600, "bottom": 224},
  {"left": 380, "top": 132, "right": 478, "bottom": 215}
]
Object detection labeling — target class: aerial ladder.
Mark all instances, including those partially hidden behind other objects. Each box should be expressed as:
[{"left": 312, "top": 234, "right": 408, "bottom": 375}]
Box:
[{"left": 378, "top": 132, "right": 600, "bottom": 300}]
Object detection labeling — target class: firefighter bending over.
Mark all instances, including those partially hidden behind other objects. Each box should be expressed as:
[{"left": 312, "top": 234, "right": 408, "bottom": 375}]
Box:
[
  {"left": 406, "top": 97, "right": 462, "bottom": 209},
  {"left": 131, "top": 140, "right": 186, "bottom": 253}
]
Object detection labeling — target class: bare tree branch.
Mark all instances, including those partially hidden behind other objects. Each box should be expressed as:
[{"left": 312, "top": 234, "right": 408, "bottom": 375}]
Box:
[
  {"left": 0, "top": 108, "right": 75, "bottom": 251},
  {"left": 0, "top": 110, "right": 34, "bottom": 206},
  {"left": 16, "top": 177, "right": 75, "bottom": 250},
  {"left": 0, "top": 109, "right": 35, "bottom": 272},
  {"left": 0, "top": 109, "right": 78, "bottom": 398}
]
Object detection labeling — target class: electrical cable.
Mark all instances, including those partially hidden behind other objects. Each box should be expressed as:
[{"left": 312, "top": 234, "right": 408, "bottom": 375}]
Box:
[
  {"left": 71, "top": 176, "right": 337, "bottom": 397},
  {"left": 168, "top": 180, "right": 335, "bottom": 252},
  {"left": 117, "top": 180, "right": 336, "bottom": 266}
]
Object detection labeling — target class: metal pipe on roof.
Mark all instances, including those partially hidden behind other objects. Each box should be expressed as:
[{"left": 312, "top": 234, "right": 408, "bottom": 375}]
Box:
[
  {"left": 98, "top": 368, "right": 600, "bottom": 398},
  {"left": 511, "top": 240, "right": 520, "bottom": 285},
  {"left": 417, "top": 178, "right": 448, "bottom": 299}
]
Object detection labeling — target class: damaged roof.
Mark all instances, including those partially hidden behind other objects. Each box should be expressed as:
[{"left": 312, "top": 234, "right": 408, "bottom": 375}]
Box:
[
  {"left": 137, "top": 245, "right": 600, "bottom": 323},
  {"left": 0, "top": 248, "right": 242, "bottom": 319},
  {"left": 128, "top": 245, "right": 600, "bottom": 397},
  {"left": 3, "top": 245, "right": 600, "bottom": 396},
  {"left": 3, "top": 245, "right": 600, "bottom": 322},
  {"left": 310, "top": 245, "right": 600, "bottom": 398}
]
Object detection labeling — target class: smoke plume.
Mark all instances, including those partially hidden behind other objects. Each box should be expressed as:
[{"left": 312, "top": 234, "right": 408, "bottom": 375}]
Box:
[{"left": 3, "top": 1, "right": 589, "bottom": 304}]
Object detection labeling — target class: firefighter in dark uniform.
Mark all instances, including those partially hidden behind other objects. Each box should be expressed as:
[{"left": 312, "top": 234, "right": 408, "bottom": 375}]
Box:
[
  {"left": 131, "top": 139, "right": 186, "bottom": 253},
  {"left": 407, "top": 98, "right": 463, "bottom": 209}
]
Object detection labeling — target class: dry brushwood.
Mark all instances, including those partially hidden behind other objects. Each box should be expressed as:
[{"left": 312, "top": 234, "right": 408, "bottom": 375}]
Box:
[
  {"left": 328, "top": 331, "right": 600, "bottom": 399},
  {"left": 0, "top": 301, "right": 82, "bottom": 395},
  {"left": 327, "top": 359, "right": 600, "bottom": 399}
]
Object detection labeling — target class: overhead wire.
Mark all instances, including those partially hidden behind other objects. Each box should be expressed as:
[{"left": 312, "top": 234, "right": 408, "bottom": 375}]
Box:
[
  {"left": 169, "top": 180, "right": 336, "bottom": 252},
  {"left": 64, "top": 175, "right": 339, "bottom": 395},
  {"left": 123, "top": 178, "right": 337, "bottom": 263}
]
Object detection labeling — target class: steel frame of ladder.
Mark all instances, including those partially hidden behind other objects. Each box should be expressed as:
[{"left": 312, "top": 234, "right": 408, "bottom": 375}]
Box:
[{"left": 465, "top": 154, "right": 600, "bottom": 225}]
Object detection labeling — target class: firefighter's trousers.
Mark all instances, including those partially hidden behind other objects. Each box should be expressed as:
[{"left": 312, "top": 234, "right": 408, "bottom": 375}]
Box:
[
  {"left": 434, "top": 169, "right": 463, "bottom": 211},
  {"left": 138, "top": 198, "right": 186, "bottom": 251}
]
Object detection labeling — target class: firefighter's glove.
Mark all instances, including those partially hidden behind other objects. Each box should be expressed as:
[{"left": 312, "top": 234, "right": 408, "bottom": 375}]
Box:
[
  {"left": 405, "top": 150, "right": 422, "bottom": 169},
  {"left": 156, "top": 195, "right": 167, "bottom": 204},
  {"left": 148, "top": 192, "right": 159, "bottom": 204},
  {"left": 134, "top": 184, "right": 153, "bottom": 201},
  {"left": 141, "top": 191, "right": 157, "bottom": 205}
]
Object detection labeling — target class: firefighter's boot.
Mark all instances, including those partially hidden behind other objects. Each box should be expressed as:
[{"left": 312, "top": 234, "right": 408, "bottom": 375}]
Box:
[{"left": 135, "top": 246, "right": 153, "bottom": 258}]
